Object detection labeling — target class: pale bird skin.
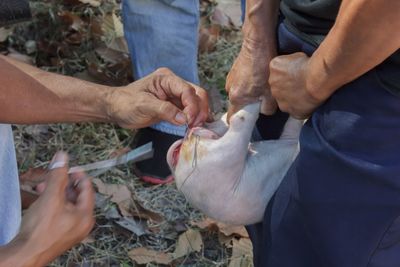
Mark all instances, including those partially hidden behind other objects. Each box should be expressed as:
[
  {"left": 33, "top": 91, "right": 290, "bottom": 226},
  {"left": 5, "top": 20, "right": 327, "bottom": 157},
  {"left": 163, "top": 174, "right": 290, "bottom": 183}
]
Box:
[{"left": 167, "top": 103, "right": 303, "bottom": 225}]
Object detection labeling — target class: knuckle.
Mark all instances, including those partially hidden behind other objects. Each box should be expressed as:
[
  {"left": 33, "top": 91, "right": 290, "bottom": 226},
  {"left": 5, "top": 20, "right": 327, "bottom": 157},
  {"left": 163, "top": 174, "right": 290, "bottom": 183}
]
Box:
[
  {"left": 277, "top": 102, "right": 289, "bottom": 113},
  {"left": 155, "top": 67, "right": 172, "bottom": 75}
]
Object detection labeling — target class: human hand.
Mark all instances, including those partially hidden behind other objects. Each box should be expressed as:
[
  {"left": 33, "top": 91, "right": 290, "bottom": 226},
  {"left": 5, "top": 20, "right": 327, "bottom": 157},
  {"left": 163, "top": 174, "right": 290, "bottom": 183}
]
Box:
[
  {"left": 226, "top": 39, "right": 278, "bottom": 120},
  {"left": 269, "top": 52, "right": 327, "bottom": 119},
  {"left": 15, "top": 152, "right": 94, "bottom": 266},
  {"left": 106, "top": 68, "right": 209, "bottom": 129}
]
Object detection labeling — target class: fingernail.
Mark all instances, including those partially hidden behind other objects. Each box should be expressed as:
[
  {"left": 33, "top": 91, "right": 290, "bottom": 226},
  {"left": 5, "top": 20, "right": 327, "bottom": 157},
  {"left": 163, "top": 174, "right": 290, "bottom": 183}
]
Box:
[
  {"left": 175, "top": 112, "right": 187, "bottom": 124},
  {"left": 49, "top": 152, "right": 67, "bottom": 170}
]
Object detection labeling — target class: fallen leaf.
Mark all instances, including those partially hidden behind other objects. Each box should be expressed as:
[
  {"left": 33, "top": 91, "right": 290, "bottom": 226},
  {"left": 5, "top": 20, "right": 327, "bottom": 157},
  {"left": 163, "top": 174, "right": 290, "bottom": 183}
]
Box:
[
  {"left": 93, "top": 178, "right": 132, "bottom": 217},
  {"left": 172, "top": 229, "right": 203, "bottom": 259},
  {"left": 58, "top": 11, "right": 85, "bottom": 32},
  {"left": 105, "top": 37, "right": 130, "bottom": 54},
  {"left": 192, "top": 218, "right": 249, "bottom": 238},
  {"left": 105, "top": 205, "right": 121, "bottom": 220},
  {"left": 93, "top": 178, "right": 163, "bottom": 222},
  {"left": 95, "top": 47, "right": 129, "bottom": 65},
  {"left": 102, "top": 13, "right": 124, "bottom": 39},
  {"left": 128, "top": 247, "right": 173, "bottom": 265},
  {"left": 228, "top": 238, "right": 254, "bottom": 267},
  {"left": 115, "top": 218, "right": 147, "bottom": 236},
  {"left": 130, "top": 198, "right": 164, "bottom": 223}
]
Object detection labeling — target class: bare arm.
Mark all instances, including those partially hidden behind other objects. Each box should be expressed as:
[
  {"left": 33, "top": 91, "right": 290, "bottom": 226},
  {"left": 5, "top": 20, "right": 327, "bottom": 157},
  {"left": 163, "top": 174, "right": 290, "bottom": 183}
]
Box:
[
  {"left": 0, "top": 55, "right": 111, "bottom": 124},
  {"left": 0, "top": 56, "right": 209, "bottom": 127},
  {"left": 269, "top": 0, "right": 400, "bottom": 118},
  {"left": 226, "top": 0, "right": 281, "bottom": 118},
  {"left": 307, "top": 0, "right": 400, "bottom": 101},
  {"left": 242, "top": 0, "right": 280, "bottom": 45}
]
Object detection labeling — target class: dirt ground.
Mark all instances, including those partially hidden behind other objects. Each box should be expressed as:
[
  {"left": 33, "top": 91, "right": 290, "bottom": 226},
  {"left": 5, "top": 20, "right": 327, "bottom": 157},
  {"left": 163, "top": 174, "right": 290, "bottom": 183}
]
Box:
[{"left": 2, "top": 0, "right": 254, "bottom": 266}]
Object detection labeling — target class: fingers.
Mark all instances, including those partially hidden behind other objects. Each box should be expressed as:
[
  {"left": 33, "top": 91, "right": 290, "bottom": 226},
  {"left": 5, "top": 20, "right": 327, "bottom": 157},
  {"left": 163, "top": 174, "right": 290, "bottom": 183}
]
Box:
[
  {"left": 45, "top": 152, "right": 69, "bottom": 196},
  {"left": 227, "top": 103, "right": 242, "bottom": 123},
  {"left": 155, "top": 68, "right": 209, "bottom": 127},
  {"left": 188, "top": 83, "right": 210, "bottom": 127},
  {"left": 150, "top": 98, "right": 188, "bottom": 125},
  {"left": 260, "top": 94, "right": 278, "bottom": 115},
  {"left": 73, "top": 171, "right": 95, "bottom": 214}
]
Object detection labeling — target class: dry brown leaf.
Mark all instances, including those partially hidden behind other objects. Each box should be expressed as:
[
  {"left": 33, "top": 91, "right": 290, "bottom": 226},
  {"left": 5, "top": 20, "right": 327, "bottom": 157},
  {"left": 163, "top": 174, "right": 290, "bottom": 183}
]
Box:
[
  {"left": 218, "top": 232, "right": 234, "bottom": 247},
  {"left": 172, "top": 228, "right": 203, "bottom": 259},
  {"left": 95, "top": 47, "right": 129, "bottom": 65},
  {"left": 92, "top": 178, "right": 132, "bottom": 217},
  {"left": 228, "top": 238, "right": 254, "bottom": 267},
  {"left": 192, "top": 218, "right": 249, "bottom": 238},
  {"left": 92, "top": 178, "right": 163, "bottom": 222},
  {"left": 130, "top": 199, "right": 164, "bottom": 223},
  {"left": 104, "top": 37, "right": 129, "bottom": 54},
  {"left": 102, "top": 13, "right": 124, "bottom": 39},
  {"left": 58, "top": 11, "right": 85, "bottom": 32},
  {"left": 115, "top": 217, "right": 147, "bottom": 236},
  {"left": 128, "top": 247, "right": 173, "bottom": 265}
]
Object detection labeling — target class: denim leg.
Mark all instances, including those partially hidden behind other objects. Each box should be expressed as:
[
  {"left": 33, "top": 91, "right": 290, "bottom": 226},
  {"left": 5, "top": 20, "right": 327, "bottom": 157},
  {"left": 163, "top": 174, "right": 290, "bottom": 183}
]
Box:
[
  {"left": 0, "top": 125, "right": 21, "bottom": 245},
  {"left": 122, "top": 0, "right": 199, "bottom": 136},
  {"left": 241, "top": 0, "right": 246, "bottom": 22}
]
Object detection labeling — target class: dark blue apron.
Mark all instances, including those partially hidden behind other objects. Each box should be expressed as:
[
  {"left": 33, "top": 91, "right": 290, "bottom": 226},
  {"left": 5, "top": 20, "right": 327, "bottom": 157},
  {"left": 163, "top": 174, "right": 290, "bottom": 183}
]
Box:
[{"left": 247, "top": 23, "right": 400, "bottom": 267}]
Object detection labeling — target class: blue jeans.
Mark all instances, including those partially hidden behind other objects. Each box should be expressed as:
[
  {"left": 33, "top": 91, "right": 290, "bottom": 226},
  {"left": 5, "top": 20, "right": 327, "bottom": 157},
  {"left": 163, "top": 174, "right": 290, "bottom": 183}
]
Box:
[
  {"left": 122, "top": 0, "right": 200, "bottom": 137},
  {"left": 0, "top": 124, "right": 21, "bottom": 245}
]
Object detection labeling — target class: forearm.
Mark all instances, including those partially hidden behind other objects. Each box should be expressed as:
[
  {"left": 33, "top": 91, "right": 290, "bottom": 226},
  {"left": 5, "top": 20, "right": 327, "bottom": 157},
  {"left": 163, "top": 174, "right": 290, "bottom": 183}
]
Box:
[
  {"left": 0, "top": 237, "right": 43, "bottom": 267},
  {"left": 0, "top": 55, "right": 114, "bottom": 124},
  {"left": 306, "top": 0, "right": 400, "bottom": 100},
  {"left": 242, "top": 0, "right": 281, "bottom": 49}
]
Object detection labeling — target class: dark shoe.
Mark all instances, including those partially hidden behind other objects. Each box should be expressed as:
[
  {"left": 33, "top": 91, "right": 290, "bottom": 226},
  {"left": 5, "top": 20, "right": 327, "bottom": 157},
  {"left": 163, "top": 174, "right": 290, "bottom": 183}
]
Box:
[{"left": 133, "top": 128, "right": 180, "bottom": 184}]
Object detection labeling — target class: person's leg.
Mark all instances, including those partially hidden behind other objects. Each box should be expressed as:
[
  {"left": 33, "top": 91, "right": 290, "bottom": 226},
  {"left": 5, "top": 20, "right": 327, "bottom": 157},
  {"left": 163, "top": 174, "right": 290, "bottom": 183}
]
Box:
[
  {"left": 122, "top": 0, "right": 199, "bottom": 182},
  {"left": 249, "top": 23, "right": 400, "bottom": 267}
]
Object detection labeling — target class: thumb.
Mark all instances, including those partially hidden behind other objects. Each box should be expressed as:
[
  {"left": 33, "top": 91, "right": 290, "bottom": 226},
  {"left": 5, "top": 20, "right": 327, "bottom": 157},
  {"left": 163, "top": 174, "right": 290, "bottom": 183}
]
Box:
[
  {"left": 45, "top": 151, "right": 69, "bottom": 195},
  {"left": 151, "top": 98, "right": 187, "bottom": 125},
  {"left": 227, "top": 103, "right": 242, "bottom": 124},
  {"left": 260, "top": 94, "right": 278, "bottom": 115}
]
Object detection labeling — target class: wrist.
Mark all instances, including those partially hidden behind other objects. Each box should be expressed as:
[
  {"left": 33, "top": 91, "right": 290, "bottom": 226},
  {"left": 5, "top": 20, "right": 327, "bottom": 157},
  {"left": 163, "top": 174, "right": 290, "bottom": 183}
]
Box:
[
  {"left": 0, "top": 234, "right": 42, "bottom": 267},
  {"left": 102, "top": 86, "right": 118, "bottom": 124},
  {"left": 241, "top": 36, "right": 277, "bottom": 61},
  {"left": 305, "top": 55, "right": 339, "bottom": 103}
]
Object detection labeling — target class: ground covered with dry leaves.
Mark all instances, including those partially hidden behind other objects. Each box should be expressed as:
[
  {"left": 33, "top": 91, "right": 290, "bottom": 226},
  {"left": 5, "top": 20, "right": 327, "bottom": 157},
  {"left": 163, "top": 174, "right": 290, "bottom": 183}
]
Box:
[{"left": 1, "top": 0, "right": 254, "bottom": 266}]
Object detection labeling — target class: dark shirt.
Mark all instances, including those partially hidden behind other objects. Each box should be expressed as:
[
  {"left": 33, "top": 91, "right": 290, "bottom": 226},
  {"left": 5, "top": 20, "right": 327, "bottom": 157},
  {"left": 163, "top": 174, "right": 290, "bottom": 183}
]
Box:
[{"left": 281, "top": 0, "right": 400, "bottom": 94}]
